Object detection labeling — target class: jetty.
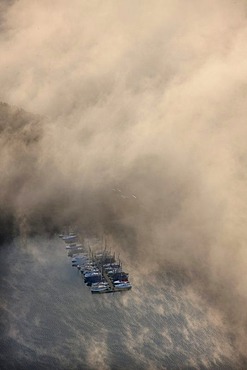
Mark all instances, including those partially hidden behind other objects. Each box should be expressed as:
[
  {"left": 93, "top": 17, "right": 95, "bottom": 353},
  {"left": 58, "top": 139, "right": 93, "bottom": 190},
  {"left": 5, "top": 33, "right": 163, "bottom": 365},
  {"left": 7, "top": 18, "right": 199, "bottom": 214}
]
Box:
[{"left": 102, "top": 269, "right": 115, "bottom": 291}]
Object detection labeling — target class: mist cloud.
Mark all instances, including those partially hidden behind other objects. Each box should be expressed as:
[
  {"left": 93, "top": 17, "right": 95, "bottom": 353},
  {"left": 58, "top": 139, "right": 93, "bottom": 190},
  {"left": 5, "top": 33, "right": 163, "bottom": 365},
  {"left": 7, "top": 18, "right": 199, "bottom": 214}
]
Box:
[{"left": 1, "top": 0, "right": 247, "bottom": 357}]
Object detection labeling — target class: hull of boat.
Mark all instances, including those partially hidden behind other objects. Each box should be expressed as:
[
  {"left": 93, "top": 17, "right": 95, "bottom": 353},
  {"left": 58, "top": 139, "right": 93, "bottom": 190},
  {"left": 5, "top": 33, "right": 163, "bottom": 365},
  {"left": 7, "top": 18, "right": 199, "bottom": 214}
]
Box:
[
  {"left": 113, "top": 285, "right": 132, "bottom": 291},
  {"left": 91, "top": 288, "right": 111, "bottom": 294}
]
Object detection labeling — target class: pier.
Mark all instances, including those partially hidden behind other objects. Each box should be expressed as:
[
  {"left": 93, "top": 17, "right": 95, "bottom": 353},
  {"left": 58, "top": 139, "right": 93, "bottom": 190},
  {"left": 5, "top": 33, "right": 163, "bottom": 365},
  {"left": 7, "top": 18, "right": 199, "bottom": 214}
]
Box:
[{"left": 102, "top": 269, "right": 115, "bottom": 291}]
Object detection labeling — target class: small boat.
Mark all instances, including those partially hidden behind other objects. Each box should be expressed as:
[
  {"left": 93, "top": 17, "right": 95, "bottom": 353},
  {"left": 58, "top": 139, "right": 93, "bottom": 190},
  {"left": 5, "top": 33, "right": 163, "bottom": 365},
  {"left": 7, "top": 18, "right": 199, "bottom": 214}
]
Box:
[
  {"left": 91, "top": 282, "right": 111, "bottom": 294},
  {"left": 113, "top": 281, "right": 132, "bottom": 291},
  {"left": 91, "top": 280, "right": 106, "bottom": 287},
  {"left": 66, "top": 243, "right": 83, "bottom": 250},
  {"left": 71, "top": 256, "right": 89, "bottom": 267},
  {"left": 84, "top": 271, "right": 101, "bottom": 277},
  {"left": 62, "top": 234, "right": 78, "bottom": 242}
]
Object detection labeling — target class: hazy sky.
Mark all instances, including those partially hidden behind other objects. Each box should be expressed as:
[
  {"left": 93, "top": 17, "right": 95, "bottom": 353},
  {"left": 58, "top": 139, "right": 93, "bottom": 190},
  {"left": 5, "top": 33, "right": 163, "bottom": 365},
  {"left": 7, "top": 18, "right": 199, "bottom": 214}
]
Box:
[{"left": 1, "top": 0, "right": 247, "bottom": 357}]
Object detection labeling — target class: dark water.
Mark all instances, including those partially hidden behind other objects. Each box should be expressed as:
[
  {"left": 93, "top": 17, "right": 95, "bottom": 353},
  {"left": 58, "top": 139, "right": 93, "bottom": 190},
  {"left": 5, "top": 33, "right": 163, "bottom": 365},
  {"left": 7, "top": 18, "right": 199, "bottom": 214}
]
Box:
[{"left": 0, "top": 237, "right": 243, "bottom": 369}]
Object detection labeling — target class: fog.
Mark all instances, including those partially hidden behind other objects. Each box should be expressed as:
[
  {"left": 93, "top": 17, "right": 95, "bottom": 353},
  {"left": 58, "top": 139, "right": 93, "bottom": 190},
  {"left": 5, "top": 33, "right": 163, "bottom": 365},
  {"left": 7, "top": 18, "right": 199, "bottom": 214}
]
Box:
[{"left": 1, "top": 0, "right": 247, "bottom": 359}]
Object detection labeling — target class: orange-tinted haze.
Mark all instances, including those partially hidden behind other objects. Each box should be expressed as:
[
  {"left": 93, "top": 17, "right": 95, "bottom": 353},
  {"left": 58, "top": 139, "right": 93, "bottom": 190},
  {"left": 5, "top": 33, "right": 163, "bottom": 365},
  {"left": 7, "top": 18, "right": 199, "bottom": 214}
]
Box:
[{"left": 1, "top": 0, "right": 247, "bottom": 356}]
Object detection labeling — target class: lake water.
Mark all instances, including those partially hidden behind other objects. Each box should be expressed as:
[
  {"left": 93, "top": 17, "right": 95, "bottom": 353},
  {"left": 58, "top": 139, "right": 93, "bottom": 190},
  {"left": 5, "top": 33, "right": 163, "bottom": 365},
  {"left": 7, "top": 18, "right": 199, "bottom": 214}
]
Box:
[{"left": 0, "top": 236, "right": 243, "bottom": 369}]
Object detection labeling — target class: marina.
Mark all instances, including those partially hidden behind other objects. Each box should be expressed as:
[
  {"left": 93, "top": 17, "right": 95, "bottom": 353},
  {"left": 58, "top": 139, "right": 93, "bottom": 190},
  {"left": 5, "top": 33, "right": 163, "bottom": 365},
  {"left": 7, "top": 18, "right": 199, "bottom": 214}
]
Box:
[{"left": 60, "top": 232, "right": 132, "bottom": 294}]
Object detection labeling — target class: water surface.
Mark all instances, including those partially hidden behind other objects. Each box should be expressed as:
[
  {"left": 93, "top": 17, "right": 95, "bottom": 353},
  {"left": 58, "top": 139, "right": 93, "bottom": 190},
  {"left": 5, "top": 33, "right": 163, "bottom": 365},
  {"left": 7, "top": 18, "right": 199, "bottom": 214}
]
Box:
[{"left": 0, "top": 237, "right": 242, "bottom": 369}]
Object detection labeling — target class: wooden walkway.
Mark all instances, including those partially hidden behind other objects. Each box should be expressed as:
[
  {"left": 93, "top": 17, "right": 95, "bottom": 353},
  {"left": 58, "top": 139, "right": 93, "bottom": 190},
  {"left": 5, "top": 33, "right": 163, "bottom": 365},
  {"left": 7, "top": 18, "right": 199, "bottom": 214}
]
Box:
[{"left": 102, "top": 270, "right": 115, "bottom": 291}]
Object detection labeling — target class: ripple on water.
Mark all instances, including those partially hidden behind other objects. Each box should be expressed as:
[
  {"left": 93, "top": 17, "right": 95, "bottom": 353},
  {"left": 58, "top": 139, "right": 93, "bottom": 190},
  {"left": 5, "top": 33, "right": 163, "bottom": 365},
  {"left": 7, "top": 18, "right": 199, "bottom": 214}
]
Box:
[{"left": 0, "top": 237, "right": 243, "bottom": 369}]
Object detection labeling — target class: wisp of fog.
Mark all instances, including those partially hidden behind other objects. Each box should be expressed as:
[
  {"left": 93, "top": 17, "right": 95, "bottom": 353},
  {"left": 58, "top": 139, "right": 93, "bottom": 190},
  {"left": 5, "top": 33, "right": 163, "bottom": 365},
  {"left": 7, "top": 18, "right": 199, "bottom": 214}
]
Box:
[{"left": 1, "top": 0, "right": 247, "bottom": 358}]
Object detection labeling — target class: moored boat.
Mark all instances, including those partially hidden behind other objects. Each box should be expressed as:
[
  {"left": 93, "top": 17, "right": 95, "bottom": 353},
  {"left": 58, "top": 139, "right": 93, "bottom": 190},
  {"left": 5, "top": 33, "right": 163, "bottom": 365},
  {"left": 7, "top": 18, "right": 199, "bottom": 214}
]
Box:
[
  {"left": 113, "top": 281, "right": 132, "bottom": 291},
  {"left": 91, "top": 282, "right": 111, "bottom": 294}
]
